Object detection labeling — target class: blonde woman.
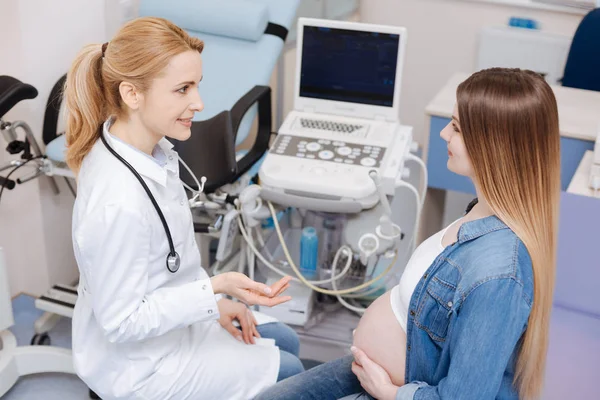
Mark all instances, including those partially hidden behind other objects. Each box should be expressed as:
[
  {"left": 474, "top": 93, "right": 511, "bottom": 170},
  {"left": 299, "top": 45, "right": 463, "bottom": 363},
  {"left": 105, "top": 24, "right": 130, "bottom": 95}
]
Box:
[
  {"left": 65, "top": 17, "right": 304, "bottom": 400},
  {"left": 256, "top": 68, "right": 560, "bottom": 400}
]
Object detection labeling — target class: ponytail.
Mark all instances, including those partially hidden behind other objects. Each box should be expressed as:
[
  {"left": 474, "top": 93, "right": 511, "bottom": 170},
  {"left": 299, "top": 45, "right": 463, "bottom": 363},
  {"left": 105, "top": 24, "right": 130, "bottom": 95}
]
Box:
[{"left": 64, "top": 43, "right": 106, "bottom": 173}]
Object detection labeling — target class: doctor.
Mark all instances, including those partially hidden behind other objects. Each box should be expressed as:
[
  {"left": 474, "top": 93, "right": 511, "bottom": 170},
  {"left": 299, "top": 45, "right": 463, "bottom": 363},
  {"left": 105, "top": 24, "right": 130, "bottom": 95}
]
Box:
[{"left": 63, "top": 17, "right": 304, "bottom": 400}]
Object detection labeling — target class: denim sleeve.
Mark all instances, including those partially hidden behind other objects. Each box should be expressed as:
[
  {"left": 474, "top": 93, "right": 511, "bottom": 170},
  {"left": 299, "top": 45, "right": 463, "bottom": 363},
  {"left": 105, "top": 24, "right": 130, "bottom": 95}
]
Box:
[
  {"left": 395, "top": 382, "right": 428, "bottom": 399},
  {"left": 407, "top": 278, "right": 530, "bottom": 400}
]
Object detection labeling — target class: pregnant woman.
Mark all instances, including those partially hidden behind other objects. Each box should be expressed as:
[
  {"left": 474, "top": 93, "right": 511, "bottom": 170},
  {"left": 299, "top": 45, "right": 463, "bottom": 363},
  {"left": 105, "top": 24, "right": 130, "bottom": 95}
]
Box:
[{"left": 255, "top": 68, "right": 560, "bottom": 400}]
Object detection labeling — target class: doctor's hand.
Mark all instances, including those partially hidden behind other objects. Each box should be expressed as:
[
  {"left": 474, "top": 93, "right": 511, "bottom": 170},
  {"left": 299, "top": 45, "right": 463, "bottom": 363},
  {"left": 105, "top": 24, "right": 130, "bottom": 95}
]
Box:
[
  {"left": 211, "top": 272, "right": 292, "bottom": 307},
  {"left": 217, "top": 298, "right": 260, "bottom": 344},
  {"left": 351, "top": 346, "right": 399, "bottom": 400}
]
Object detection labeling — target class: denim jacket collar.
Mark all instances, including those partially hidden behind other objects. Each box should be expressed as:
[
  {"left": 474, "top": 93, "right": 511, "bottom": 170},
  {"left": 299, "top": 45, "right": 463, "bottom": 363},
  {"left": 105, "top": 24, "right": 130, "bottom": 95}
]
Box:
[{"left": 457, "top": 215, "right": 509, "bottom": 244}]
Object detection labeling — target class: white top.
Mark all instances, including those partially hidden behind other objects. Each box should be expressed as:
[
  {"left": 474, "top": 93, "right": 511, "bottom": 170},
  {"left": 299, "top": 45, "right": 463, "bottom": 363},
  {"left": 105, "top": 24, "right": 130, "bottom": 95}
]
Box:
[
  {"left": 391, "top": 219, "right": 459, "bottom": 332},
  {"left": 425, "top": 72, "right": 600, "bottom": 142},
  {"left": 71, "top": 120, "right": 279, "bottom": 400}
]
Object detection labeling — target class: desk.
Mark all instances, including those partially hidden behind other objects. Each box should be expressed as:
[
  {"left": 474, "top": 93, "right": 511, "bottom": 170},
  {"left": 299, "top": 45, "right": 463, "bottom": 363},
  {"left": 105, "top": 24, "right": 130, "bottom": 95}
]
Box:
[
  {"left": 421, "top": 72, "right": 600, "bottom": 239},
  {"left": 567, "top": 150, "right": 600, "bottom": 198}
]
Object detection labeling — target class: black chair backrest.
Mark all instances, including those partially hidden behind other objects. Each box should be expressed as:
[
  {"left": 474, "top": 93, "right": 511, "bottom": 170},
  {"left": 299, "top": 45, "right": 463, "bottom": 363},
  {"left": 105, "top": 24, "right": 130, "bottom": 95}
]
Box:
[
  {"left": 171, "top": 111, "right": 238, "bottom": 195},
  {"left": 562, "top": 8, "right": 600, "bottom": 92}
]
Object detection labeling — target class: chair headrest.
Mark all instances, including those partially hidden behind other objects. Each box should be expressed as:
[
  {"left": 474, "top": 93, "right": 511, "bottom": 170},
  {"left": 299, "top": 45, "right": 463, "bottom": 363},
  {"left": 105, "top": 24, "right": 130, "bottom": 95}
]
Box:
[{"left": 139, "top": 0, "right": 269, "bottom": 42}]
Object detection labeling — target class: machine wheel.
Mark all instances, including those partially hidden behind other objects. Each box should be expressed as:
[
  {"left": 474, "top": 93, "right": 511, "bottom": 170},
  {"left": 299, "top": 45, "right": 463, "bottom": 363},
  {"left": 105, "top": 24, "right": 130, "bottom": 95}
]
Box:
[
  {"left": 30, "top": 332, "right": 51, "bottom": 346},
  {"left": 89, "top": 389, "right": 101, "bottom": 399}
]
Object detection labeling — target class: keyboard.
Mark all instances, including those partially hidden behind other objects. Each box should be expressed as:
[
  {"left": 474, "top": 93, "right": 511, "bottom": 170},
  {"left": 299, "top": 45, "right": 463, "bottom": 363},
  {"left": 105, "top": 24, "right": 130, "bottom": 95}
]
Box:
[{"left": 298, "top": 118, "right": 368, "bottom": 138}]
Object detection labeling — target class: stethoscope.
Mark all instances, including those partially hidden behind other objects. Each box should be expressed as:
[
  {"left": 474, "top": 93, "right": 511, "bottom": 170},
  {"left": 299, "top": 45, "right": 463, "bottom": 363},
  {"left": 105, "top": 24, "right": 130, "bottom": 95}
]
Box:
[{"left": 100, "top": 131, "right": 206, "bottom": 273}]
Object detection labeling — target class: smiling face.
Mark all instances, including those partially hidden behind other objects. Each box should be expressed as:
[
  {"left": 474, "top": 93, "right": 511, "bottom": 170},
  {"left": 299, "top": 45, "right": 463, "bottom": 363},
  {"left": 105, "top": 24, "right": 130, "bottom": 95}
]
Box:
[
  {"left": 439, "top": 104, "right": 475, "bottom": 178},
  {"left": 136, "top": 50, "right": 204, "bottom": 142}
]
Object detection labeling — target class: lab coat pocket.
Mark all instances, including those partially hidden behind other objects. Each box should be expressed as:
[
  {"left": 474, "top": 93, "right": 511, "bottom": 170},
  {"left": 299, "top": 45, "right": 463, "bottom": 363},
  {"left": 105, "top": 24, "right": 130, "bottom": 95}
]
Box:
[{"left": 415, "top": 277, "right": 456, "bottom": 342}]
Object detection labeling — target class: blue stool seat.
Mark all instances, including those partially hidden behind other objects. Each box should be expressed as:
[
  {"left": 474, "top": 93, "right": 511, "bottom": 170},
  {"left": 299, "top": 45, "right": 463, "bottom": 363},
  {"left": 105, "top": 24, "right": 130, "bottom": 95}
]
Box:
[{"left": 46, "top": 135, "right": 66, "bottom": 163}]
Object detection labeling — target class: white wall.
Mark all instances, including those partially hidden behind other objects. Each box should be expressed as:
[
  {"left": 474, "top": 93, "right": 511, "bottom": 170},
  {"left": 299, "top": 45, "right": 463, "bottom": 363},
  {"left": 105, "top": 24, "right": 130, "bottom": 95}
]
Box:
[
  {"left": 360, "top": 0, "right": 584, "bottom": 228},
  {"left": 0, "top": 0, "right": 109, "bottom": 297}
]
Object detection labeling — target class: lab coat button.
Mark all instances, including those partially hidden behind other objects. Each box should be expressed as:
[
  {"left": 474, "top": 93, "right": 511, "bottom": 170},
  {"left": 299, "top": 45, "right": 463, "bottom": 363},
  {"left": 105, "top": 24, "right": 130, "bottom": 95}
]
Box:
[
  {"left": 208, "top": 309, "right": 213, "bottom": 314},
  {"left": 202, "top": 285, "right": 207, "bottom": 290}
]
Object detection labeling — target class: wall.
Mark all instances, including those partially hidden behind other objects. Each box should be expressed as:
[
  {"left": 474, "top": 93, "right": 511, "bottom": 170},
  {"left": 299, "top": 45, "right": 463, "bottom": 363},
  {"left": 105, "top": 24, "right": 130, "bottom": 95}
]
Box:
[
  {"left": 359, "top": 0, "right": 584, "bottom": 227},
  {"left": 0, "top": 0, "right": 108, "bottom": 297}
]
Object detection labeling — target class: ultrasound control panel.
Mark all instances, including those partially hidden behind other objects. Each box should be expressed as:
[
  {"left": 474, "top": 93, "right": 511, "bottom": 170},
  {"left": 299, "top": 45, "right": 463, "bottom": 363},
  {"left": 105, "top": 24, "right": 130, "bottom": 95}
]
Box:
[{"left": 270, "top": 134, "right": 386, "bottom": 168}]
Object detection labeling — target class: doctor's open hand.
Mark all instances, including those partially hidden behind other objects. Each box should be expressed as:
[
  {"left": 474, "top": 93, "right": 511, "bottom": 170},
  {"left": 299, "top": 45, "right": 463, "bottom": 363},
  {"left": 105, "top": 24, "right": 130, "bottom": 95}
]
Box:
[{"left": 211, "top": 272, "right": 292, "bottom": 307}]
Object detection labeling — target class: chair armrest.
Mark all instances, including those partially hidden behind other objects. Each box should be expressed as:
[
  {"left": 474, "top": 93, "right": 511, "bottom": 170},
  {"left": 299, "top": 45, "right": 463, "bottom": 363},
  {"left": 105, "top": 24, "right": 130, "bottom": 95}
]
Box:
[
  {"left": 230, "top": 85, "right": 272, "bottom": 177},
  {"left": 43, "top": 74, "right": 67, "bottom": 145}
]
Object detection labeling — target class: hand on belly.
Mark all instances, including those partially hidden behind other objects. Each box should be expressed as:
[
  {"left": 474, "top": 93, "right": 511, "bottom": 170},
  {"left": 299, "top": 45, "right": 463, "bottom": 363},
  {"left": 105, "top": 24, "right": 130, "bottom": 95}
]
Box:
[{"left": 352, "top": 291, "right": 407, "bottom": 387}]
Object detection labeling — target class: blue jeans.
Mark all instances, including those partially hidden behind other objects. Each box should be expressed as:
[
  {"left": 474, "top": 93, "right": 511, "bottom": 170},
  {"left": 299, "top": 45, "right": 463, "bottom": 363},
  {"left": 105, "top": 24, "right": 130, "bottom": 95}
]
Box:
[
  {"left": 254, "top": 355, "right": 373, "bottom": 400},
  {"left": 256, "top": 322, "right": 305, "bottom": 382}
]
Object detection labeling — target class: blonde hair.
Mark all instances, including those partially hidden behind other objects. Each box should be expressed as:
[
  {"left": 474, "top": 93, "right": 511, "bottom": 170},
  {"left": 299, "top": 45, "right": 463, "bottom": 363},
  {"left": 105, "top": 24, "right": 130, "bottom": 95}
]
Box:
[
  {"left": 64, "top": 17, "right": 204, "bottom": 172},
  {"left": 457, "top": 68, "right": 560, "bottom": 399}
]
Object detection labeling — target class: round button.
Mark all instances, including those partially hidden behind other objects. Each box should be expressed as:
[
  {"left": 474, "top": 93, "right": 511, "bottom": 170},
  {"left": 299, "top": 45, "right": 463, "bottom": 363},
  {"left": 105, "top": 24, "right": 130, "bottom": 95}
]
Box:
[
  {"left": 336, "top": 146, "right": 352, "bottom": 156},
  {"left": 360, "top": 157, "right": 376, "bottom": 167},
  {"left": 306, "top": 142, "right": 321, "bottom": 152},
  {"left": 318, "top": 150, "right": 334, "bottom": 160}
]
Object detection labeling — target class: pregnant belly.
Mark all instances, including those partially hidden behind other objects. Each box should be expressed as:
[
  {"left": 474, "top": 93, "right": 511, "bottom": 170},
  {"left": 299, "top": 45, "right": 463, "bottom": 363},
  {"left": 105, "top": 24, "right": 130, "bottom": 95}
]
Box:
[{"left": 352, "top": 291, "right": 406, "bottom": 387}]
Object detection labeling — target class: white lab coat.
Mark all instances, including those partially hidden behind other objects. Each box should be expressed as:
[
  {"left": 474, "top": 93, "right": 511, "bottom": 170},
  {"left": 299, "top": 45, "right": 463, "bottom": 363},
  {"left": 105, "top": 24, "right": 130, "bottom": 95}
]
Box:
[{"left": 71, "top": 122, "right": 279, "bottom": 400}]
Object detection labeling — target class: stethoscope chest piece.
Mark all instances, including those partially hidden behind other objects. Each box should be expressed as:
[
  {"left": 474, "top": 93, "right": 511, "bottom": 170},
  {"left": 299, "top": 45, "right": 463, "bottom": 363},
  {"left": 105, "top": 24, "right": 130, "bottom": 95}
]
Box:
[{"left": 166, "top": 252, "right": 181, "bottom": 273}]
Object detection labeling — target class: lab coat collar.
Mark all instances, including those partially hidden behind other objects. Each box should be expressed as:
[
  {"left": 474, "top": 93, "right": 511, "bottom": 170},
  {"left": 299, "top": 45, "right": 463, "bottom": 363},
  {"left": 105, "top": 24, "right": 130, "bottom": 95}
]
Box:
[{"left": 102, "top": 120, "right": 178, "bottom": 188}]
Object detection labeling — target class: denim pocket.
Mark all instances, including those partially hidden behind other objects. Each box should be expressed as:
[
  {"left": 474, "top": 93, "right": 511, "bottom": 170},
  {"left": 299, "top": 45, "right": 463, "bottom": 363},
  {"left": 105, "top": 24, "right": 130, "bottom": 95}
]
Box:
[{"left": 415, "top": 277, "right": 456, "bottom": 342}]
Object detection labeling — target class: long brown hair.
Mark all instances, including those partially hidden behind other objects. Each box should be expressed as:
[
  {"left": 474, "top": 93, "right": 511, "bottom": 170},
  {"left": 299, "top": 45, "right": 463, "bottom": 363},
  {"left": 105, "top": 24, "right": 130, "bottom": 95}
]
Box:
[
  {"left": 457, "top": 68, "right": 560, "bottom": 399},
  {"left": 64, "top": 17, "right": 204, "bottom": 172}
]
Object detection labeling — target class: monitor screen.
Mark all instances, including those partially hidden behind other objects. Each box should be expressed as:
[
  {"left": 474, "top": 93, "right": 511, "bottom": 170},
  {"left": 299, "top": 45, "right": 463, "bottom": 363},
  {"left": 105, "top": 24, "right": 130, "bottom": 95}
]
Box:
[{"left": 299, "top": 25, "right": 400, "bottom": 107}]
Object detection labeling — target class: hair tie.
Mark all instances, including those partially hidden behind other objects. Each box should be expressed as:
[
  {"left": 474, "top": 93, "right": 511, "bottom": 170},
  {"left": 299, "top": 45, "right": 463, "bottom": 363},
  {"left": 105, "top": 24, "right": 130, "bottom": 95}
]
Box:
[{"left": 101, "top": 42, "right": 109, "bottom": 58}]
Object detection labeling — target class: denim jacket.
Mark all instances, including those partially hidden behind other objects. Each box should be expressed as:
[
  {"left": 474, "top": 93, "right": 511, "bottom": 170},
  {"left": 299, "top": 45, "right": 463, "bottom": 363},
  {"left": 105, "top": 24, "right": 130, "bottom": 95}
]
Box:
[{"left": 396, "top": 215, "right": 534, "bottom": 400}]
